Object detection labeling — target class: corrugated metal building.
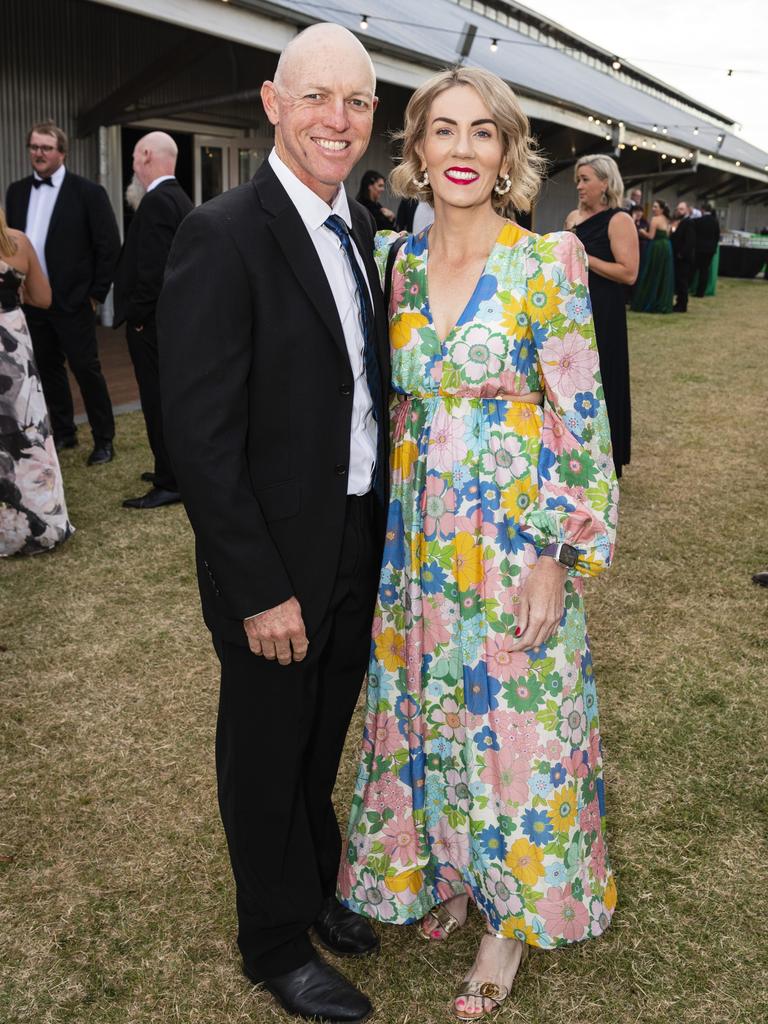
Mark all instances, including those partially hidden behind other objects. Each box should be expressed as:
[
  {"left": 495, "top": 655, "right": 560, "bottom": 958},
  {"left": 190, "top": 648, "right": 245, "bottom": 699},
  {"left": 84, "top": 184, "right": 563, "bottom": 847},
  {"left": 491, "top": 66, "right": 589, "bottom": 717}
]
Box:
[{"left": 3, "top": 0, "right": 767, "bottom": 238}]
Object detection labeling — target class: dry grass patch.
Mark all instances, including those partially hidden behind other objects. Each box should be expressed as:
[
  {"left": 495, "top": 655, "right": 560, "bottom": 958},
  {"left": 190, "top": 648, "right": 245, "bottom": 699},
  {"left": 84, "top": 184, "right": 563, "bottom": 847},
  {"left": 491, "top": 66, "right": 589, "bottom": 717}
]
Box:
[{"left": 1, "top": 279, "right": 767, "bottom": 1023}]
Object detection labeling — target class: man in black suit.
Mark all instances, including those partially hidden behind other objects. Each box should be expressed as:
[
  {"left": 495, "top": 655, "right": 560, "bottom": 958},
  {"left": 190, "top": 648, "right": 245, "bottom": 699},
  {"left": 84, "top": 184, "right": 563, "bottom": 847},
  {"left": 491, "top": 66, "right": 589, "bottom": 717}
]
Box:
[
  {"left": 158, "top": 24, "right": 388, "bottom": 1024},
  {"left": 693, "top": 202, "right": 721, "bottom": 297},
  {"left": 672, "top": 200, "right": 697, "bottom": 313},
  {"left": 113, "top": 131, "right": 192, "bottom": 508},
  {"left": 5, "top": 121, "right": 121, "bottom": 464}
]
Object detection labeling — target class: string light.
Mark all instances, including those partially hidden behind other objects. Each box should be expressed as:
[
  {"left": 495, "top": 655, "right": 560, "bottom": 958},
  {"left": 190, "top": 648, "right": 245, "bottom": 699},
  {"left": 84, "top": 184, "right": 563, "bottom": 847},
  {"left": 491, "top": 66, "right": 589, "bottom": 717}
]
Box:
[
  {"left": 604, "top": 133, "right": 611, "bottom": 141},
  {"left": 359, "top": 13, "right": 368, "bottom": 30},
  {"left": 607, "top": 118, "right": 613, "bottom": 125},
  {"left": 490, "top": 39, "right": 498, "bottom": 52},
  {"left": 652, "top": 124, "right": 658, "bottom": 132},
  {"left": 693, "top": 127, "right": 699, "bottom": 135},
  {"left": 671, "top": 157, "right": 677, "bottom": 163},
  {"left": 612, "top": 58, "right": 621, "bottom": 70},
  {"left": 632, "top": 144, "right": 638, "bottom": 151},
  {"left": 736, "top": 160, "right": 741, "bottom": 166},
  {"left": 588, "top": 115, "right": 594, "bottom": 122},
  {"left": 662, "top": 127, "right": 668, "bottom": 134}
]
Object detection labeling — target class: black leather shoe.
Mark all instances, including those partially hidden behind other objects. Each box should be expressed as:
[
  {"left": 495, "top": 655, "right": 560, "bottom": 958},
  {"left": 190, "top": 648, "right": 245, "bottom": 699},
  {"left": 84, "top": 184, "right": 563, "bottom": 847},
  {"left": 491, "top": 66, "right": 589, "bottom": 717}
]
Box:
[
  {"left": 752, "top": 570, "right": 768, "bottom": 587},
  {"left": 55, "top": 436, "right": 78, "bottom": 453},
  {"left": 122, "top": 487, "right": 181, "bottom": 509},
  {"left": 140, "top": 471, "right": 155, "bottom": 483},
  {"left": 246, "top": 955, "right": 372, "bottom": 1023},
  {"left": 87, "top": 442, "right": 113, "bottom": 465},
  {"left": 313, "top": 897, "right": 380, "bottom": 958}
]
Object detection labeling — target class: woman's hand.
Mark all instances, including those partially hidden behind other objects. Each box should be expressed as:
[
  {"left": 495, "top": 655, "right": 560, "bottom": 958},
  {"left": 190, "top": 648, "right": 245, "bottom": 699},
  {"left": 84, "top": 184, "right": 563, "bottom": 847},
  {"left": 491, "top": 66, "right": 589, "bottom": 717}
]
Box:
[{"left": 508, "top": 556, "right": 567, "bottom": 651}]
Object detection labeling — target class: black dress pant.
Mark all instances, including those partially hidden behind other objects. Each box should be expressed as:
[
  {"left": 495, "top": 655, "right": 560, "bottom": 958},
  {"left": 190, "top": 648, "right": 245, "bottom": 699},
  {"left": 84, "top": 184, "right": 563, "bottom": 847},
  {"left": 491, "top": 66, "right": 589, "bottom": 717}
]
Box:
[
  {"left": 694, "top": 251, "right": 715, "bottom": 297},
  {"left": 25, "top": 304, "right": 115, "bottom": 444},
  {"left": 126, "top": 321, "right": 176, "bottom": 490},
  {"left": 674, "top": 259, "right": 693, "bottom": 312},
  {"left": 213, "top": 493, "right": 379, "bottom": 981}
]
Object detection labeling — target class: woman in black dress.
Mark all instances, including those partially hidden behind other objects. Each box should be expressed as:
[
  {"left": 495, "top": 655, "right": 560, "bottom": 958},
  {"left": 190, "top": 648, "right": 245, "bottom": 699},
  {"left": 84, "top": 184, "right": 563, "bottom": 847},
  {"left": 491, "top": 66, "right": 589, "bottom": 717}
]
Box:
[
  {"left": 356, "top": 169, "right": 396, "bottom": 230},
  {"left": 565, "top": 155, "right": 638, "bottom": 477}
]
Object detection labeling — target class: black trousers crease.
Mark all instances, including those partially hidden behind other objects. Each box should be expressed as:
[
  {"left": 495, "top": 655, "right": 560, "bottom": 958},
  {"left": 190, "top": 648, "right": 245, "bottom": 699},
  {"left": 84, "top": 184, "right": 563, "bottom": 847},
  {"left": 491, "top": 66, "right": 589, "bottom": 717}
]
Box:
[{"left": 213, "top": 494, "right": 378, "bottom": 981}]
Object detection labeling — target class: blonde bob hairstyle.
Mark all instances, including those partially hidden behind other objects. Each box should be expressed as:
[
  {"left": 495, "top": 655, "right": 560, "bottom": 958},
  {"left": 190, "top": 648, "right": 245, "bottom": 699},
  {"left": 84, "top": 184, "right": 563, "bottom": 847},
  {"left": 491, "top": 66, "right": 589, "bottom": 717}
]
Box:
[
  {"left": 574, "top": 154, "right": 625, "bottom": 210},
  {"left": 390, "top": 66, "right": 545, "bottom": 213}
]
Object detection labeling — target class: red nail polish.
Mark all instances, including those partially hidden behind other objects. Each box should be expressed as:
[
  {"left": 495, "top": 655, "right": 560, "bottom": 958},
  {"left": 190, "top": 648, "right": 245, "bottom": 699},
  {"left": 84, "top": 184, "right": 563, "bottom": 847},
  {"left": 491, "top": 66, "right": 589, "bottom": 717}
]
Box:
[{"left": 514, "top": 627, "right": 521, "bottom": 636}]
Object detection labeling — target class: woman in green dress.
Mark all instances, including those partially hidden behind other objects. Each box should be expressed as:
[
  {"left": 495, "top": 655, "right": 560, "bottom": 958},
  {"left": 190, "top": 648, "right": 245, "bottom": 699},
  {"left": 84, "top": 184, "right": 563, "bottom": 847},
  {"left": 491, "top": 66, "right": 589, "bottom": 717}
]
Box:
[
  {"left": 339, "top": 67, "right": 619, "bottom": 1020},
  {"left": 630, "top": 199, "right": 674, "bottom": 313}
]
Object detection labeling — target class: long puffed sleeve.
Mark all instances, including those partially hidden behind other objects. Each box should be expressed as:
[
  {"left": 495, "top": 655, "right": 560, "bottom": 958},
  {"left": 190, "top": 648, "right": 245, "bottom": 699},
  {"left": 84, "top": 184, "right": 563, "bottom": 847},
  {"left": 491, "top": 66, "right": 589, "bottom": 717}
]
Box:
[{"left": 518, "top": 231, "right": 619, "bottom": 576}]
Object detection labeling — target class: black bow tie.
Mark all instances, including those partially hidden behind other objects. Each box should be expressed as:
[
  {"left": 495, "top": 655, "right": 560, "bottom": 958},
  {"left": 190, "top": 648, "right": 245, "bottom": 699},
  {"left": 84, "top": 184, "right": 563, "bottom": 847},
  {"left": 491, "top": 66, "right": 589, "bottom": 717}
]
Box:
[{"left": 32, "top": 177, "right": 54, "bottom": 189}]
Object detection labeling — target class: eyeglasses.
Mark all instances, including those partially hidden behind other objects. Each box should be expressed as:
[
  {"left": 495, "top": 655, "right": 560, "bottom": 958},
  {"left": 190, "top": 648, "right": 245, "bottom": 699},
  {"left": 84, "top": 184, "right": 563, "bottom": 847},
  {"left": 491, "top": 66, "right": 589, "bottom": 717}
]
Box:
[{"left": 28, "top": 144, "right": 57, "bottom": 153}]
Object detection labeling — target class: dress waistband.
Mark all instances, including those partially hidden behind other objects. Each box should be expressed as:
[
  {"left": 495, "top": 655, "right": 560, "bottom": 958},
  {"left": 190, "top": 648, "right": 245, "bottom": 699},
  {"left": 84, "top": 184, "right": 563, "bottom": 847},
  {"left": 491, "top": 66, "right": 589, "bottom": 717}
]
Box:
[{"left": 394, "top": 392, "right": 544, "bottom": 406}]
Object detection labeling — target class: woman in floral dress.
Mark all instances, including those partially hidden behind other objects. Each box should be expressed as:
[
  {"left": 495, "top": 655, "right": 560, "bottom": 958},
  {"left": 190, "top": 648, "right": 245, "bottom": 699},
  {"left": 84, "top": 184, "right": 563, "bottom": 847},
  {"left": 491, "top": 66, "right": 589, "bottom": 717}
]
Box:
[
  {"left": 338, "top": 68, "right": 619, "bottom": 1019},
  {"left": 0, "top": 209, "right": 73, "bottom": 556}
]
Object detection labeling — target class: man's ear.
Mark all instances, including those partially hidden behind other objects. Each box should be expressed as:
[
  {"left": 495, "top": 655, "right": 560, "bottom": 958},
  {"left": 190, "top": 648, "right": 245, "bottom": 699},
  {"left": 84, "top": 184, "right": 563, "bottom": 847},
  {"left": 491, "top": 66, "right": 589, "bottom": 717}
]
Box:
[
  {"left": 261, "top": 81, "right": 280, "bottom": 126},
  {"left": 372, "top": 95, "right": 379, "bottom": 113}
]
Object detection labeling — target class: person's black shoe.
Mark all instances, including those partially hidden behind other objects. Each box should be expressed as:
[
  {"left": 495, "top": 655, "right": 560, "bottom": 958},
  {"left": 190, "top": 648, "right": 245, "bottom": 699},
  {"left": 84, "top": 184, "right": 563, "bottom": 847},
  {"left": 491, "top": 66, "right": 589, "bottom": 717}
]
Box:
[
  {"left": 87, "top": 442, "right": 113, "bottom": 465},
  {"left": 55, "top": 436, "right": 78, "bottom": 453},
  {"left": 672, "top": 306, "right": 686, "bottom": 313},
  {"left": 246, "top": 955, "right": 372, "bottom": 1023},
  {"left": 122, "top": 487, "right": 181, "bottom": 509},
  {"left": 314, "top": 897, "right": 380, "bottom": 957},
  {"left": 752, "top": 570, "right": 768, "bottom": 587},
  {"left": 140, "top": 471, "right": 155, "bottom": 483}
]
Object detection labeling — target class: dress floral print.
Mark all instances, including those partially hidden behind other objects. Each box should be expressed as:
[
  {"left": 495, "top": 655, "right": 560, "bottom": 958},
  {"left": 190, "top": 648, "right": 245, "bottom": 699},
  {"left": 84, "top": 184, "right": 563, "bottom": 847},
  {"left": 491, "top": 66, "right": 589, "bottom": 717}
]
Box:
[
  {"left": 0, "top": 260, "right": 73, "bottom": 556},
  {"left": 338, "top": 222, "right": 619, "bottom": 948}
]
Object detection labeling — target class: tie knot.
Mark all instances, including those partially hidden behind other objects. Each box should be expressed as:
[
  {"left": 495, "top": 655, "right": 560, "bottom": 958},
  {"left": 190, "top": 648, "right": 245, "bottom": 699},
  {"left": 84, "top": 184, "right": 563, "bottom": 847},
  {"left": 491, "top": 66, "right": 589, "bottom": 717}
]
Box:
[
  {"left": 33, "top": 177, "right": 53, "bottom": 189},
  {"left": 324, "top": 214, "right": 349, "bottom": 240}
]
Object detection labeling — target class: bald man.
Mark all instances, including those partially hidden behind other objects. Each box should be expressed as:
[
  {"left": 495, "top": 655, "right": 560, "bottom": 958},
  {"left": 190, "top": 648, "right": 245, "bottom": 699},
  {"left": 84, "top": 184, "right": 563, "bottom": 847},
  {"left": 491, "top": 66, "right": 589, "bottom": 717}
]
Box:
[
  {"left": 113, "top": 132, "right": 193, "bottom": 507},
  {"left": 158, "top": 24, "right": 387, "bottom": 1022}
]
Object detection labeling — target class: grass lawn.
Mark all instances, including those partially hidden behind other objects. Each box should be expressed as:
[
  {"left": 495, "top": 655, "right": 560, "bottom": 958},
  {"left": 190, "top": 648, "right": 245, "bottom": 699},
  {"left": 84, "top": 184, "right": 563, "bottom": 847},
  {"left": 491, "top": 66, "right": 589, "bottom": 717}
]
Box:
[{"left": 1, "top": 278, "right": 767, "bottom": 1024}]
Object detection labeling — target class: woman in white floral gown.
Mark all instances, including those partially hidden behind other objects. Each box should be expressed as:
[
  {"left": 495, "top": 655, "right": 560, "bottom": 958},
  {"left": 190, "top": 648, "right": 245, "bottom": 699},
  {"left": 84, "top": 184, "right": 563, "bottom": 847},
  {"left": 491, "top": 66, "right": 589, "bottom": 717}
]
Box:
[{"left": 0, "top": 209, "right": 73, "bottom": 556}]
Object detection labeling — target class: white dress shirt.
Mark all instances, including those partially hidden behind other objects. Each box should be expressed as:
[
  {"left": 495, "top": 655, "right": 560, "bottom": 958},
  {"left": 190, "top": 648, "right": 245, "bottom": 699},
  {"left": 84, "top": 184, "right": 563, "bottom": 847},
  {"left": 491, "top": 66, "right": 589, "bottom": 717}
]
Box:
[
  {"left": 25, "top": 163, "right": 67, "bottom": 279},
  {"left": 268, "top": 148, "right": 377, "bottom": 496},
  {"left": 147, "top": 175, "right": 176, "bottom": 192}
]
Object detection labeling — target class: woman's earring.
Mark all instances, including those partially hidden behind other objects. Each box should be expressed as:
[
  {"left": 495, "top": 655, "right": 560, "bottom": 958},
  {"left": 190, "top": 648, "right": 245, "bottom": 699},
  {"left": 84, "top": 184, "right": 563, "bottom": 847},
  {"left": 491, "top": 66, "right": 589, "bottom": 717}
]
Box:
[
  {"left": 601, "top": 190, "right": 609, "bottom": 204},
  {"left": 413, "top": 168, "right": 429, "bottom": 189},
  {"left": 494, "top": 173, "right": 512, "bottom": 196}
]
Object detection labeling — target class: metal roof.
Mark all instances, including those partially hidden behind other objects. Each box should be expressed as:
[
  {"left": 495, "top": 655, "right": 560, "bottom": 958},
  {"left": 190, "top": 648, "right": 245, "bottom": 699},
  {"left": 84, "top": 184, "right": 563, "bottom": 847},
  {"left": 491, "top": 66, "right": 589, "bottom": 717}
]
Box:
[{"left": 241, "top": 0, "right": 768, "bottom": 173}]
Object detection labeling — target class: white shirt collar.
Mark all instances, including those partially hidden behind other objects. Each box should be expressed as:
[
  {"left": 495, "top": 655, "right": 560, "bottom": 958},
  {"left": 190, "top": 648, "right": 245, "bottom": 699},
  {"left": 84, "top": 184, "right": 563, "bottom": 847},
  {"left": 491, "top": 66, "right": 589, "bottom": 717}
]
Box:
[
  {"left": 33, "top": 164, "right": 66, "bottom": 188},
  {"left": 147, "top": 175, "right": 175, "bottom": 192},
  {"left": 268, "top": 148, "right": 351, "bottom": 232}
]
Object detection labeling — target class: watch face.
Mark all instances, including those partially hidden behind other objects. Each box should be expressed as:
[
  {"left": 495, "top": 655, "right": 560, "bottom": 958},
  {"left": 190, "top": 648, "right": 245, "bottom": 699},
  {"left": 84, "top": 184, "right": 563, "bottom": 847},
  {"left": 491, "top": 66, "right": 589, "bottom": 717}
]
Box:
[{"left": 559, "top": 544, "right": 579, "bottom": 568}]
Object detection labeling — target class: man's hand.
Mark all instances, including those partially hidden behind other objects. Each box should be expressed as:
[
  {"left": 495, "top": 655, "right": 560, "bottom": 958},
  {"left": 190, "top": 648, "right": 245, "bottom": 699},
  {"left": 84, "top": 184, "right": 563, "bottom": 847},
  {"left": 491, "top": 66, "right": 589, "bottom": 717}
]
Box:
[
  {"left": 508, "top": 557, "right": 567, "bottom": 652},
  {"left": 89, "top": 297, "right": 98, "bottom": 312},
  {"left": 243, "top": 597, "right": 308, "bottom": 666}
]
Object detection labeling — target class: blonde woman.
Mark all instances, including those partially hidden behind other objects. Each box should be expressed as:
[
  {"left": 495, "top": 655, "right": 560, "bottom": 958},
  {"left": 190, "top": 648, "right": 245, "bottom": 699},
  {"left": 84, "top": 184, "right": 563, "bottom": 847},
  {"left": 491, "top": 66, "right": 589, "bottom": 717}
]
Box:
[
  {"left": 565, "top": 155, "right": 638, "bottom": 477},
  {"left": 339, "top": 68, "right": 619, "bottom": 1019},
  {"left": 0, "top": 209, "right": 73, "bottom": 555}
]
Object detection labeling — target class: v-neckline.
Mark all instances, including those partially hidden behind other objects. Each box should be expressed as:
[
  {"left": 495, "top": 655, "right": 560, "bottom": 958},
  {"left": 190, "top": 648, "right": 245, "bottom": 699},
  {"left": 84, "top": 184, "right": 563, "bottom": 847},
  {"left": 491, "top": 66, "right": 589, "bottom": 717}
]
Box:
[{"left": 423, "top": 220, "right": 521, "bottom": 347}]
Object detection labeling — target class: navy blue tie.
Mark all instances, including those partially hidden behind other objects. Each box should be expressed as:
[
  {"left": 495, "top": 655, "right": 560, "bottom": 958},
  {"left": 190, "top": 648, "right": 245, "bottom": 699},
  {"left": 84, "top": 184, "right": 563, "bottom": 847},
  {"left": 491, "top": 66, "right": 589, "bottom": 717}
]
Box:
[{"left": 324, "top": 214, "right": 384, "bottom": 502}]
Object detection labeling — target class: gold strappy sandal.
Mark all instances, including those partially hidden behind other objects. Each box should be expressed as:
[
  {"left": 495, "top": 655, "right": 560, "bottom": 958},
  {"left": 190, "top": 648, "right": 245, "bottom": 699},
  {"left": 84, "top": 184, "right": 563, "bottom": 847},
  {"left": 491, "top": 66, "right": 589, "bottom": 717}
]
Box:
[
  {"left": 452, "top": 935, "right": 529, "bottom": 1021},
  {"left": 419, "top": 902, "right": 463, "bottom": 941}
]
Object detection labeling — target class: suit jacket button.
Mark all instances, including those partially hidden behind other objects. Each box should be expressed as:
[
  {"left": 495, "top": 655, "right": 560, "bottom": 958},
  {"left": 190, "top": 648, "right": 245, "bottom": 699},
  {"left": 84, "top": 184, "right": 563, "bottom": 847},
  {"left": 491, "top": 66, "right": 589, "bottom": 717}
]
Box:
[
  {"left": 339, "top": 384, "right": 352, "bottom": 396},
  {"left": 335, "top": 464, "right": 347, "bottom": 476}
]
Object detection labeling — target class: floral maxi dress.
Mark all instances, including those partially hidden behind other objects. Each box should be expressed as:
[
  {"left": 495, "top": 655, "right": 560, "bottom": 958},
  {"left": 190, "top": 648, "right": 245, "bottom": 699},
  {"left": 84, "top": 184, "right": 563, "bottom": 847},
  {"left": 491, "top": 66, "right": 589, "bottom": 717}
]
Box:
[{"left": 338, "top": 223, "right": 619, "bottom": 948}]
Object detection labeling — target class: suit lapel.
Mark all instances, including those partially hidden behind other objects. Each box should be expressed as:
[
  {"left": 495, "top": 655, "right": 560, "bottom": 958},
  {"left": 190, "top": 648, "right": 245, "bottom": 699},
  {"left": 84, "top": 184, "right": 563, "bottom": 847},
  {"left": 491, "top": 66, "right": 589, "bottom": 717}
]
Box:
[
  {"left": 350, "top": 205, "right": 390, "bottom": 411},
  {"left": 46, "top": 169, "right": 71, "bottom": 245},
  {"left": 255, "top": 163, "right": 348, "bottom": 362}
]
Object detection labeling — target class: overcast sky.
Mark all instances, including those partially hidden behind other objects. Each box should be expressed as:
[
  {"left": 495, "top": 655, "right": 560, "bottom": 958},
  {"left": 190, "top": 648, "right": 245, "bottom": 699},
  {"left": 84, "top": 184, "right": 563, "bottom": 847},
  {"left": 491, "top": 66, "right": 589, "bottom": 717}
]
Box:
[{"left": 524, "top": 0, "right": 768, "bottom": 152}]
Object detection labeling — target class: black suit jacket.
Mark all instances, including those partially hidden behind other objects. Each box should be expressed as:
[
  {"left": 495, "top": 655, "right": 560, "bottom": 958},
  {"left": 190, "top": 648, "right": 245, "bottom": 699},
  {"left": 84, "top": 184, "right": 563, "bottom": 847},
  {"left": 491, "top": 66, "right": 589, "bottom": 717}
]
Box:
[
  {"left": 5, "top": 170, "right": 121, "bottom": 313},
  {"left": 157, "top": 161, "right": 390, "bottom": 645},
  {"left": 113, "top": 178, "right": 193, "bottom": 328},
  {"left": 672, "top": 216, "right": 696, "bottom": 264},
  {"left": 694, "top": 213, "right": 720, "bottom": 255}
]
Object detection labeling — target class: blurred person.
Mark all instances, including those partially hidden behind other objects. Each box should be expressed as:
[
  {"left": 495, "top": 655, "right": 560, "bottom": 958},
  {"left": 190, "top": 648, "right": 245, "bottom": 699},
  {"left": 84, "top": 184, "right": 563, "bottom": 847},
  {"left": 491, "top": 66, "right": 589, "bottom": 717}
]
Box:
[
  {"left": 113, "top": 131, "right": 192, "bottom": 509},
  {"left": 631, "top": 199, "right": 674, "bottom": 313},
  {"left": 625, "top": 186, "right": 643, "bottom": 212},
  {"left": 0, "top": 208, "right": 73, "bottom": 556},
  {"left": 565, "top": 155, "right": 638, "bottom": 477},
  {"left": 5, "top": 122, "right": 121, "bottom": 465},
  {"left": 693, "top": 202, "right": 720, "bottom": 297},
  {"left": 157, "top": 23, "right": 388, "bottom": 1024},
  {"left": 356, "top": 169, "right": 395, "bottom": 229},
  {"left": 339, "top": 67, "right": 619, "bottom": 1021},
  {"left": 671, "top": 201, "right": 696, "bottom": 312}
]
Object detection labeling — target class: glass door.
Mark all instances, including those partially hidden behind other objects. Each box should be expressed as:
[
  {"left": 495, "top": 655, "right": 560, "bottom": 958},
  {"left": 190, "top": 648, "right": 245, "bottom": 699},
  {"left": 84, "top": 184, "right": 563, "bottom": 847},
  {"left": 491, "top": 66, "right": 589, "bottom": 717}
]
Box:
[{"left": 194, "top": 135, "right": 230, "bottom": 205}]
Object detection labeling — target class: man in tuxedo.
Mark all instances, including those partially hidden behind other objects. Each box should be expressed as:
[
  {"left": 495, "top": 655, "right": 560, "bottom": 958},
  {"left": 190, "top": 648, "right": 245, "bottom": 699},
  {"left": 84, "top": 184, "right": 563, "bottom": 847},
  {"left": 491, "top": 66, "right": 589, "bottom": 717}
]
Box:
[
  {"left": 672, "top": 200, "right": 697, "bottom": 313},
  {"left": 158, "top": 24, "right": 388, "bottom": 1024},
  {"left": 693, "top": 202, "right": 721, "bottom": 297},
  {"left": 5, "top": 122, "right": 120, "bottom": 464},
  {"left": 113, "top": 131, "right": 192, "bottom": 508}
]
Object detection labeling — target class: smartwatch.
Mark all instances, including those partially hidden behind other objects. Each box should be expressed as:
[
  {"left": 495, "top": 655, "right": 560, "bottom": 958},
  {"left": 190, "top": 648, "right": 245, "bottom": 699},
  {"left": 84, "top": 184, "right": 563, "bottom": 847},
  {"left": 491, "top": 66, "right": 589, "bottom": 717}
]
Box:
[{"left": 540, "top": 542, "right": 579, "bottom": 568}]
